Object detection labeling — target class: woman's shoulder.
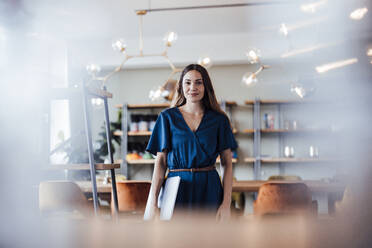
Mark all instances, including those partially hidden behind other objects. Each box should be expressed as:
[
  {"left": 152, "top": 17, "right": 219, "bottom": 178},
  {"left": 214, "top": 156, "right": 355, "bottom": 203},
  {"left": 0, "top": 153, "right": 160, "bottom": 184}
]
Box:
[
  {"left": 159, "top": 106, "right": 178, "bottom": 118},
  {"left": 208, "top": 109, "right": 228, "bottom": 120}
]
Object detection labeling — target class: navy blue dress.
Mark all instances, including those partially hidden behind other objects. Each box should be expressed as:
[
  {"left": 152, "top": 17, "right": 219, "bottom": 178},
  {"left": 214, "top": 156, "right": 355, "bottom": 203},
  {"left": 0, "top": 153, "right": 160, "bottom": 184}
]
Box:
[{"left": 146, "top": 107, "right": 237, "bottom": 212}]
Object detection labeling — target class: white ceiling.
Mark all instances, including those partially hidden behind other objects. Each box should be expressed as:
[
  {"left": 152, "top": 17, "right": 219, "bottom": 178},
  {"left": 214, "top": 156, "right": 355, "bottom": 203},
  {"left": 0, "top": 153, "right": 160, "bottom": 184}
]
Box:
[{"left": 2, "top": 0, "right": 371, "bottom": 68}]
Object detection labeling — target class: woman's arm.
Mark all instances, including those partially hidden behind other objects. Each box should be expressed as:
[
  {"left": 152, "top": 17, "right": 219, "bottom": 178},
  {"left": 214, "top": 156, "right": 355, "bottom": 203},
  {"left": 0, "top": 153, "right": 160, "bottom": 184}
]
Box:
[
  {"left": 216, "top": 148, "right": 233, "bottom": 220},
  {"left": 147, "top": 151, "right": 168, "bottom": 218}
]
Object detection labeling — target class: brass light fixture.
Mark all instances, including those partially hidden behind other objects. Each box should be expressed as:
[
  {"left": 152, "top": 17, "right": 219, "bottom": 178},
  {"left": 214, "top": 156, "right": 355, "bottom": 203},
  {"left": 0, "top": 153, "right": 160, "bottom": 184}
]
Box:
[
  {"left": 87, "top": 2, "right": 286, "bottom": 96},
  {"left": 86, "top": 10, "right": 182, "bottom": 102},
  {"left": 242, "top": 48, "right": 269, "bottom": 87}
]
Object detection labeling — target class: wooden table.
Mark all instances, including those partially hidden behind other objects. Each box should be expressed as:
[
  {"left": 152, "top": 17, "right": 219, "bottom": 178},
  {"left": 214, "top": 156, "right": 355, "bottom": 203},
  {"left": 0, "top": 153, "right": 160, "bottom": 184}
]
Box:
[
  {"left": 76, "top": 180, "right": 151, "bottom": 193},
  {"left": 232, "top": 180, "right": 345, "bottom": 193},
  {"left": 77, "top": 180, "right": 345, "bottom": 194},
  {"left": 76, "top": 180, "right": 345, "bottom": 214}
]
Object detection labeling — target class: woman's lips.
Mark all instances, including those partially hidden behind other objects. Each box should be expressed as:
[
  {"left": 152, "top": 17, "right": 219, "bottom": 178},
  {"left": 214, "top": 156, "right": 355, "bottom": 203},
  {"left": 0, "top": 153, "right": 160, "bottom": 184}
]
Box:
[{"left": 190, "top": 93, "right": 199, "bottom": 96}]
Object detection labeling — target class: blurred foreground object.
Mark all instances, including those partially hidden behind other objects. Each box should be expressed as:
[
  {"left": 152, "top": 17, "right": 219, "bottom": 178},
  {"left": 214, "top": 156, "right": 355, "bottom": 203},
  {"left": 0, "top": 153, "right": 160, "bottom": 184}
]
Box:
[{"left": 39, "top": 181, "right": 92, "bottom": 218}]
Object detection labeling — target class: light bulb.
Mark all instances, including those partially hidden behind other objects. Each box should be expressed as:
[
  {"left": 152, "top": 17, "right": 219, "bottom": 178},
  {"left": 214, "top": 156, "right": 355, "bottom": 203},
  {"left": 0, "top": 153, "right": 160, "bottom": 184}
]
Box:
[
  {"left": 290, "top": 84, "right": 306, "bottom": 98},
  {"left": 164, "top": 31, "right": 178, "bottom": 47},
  {"left": 86, "top": 64, "right": 101, "bottom": 75},
  {"left": 197, "top": 56, "right": 213, "bottom": 68},
  {"left": 149, "top": 86, "right": 163, "bottom": 101},
  {"left": 350, "top": 7, "right": 368, "bottom": 20},
  {"left": 112, "top": 38, "right": 127, "bottom": 53},
  {"left": 91, "top": 98, "right": 104, "bottom": 107},
  {"left": 242, "top": 72, "right": 258, "bottom": 86},
  {"left": 245, "top": 48, "right": 261, "bottom": 64},
  {"left": 279, "top": 23, "right": 289, "bottom": 37},
  {"left": 367, "top": 48, "right": 372, "bottom": 56},
  {"left": 290, "top": 80, "right": 316, "bottom": 99}
]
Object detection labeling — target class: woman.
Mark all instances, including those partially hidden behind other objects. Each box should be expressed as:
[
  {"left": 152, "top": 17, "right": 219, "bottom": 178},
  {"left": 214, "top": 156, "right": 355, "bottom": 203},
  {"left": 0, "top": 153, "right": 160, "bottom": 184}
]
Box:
[{"left": 146, "top": 64, "right": 237, "bottom": 220}]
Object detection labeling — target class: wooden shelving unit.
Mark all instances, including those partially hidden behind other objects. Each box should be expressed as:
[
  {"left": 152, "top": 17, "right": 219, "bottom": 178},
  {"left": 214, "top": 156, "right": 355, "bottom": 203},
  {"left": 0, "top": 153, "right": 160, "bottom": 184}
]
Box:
[
  {"left": 243, "top": 157, "right": 256, "bottom": 163},
  {"left": 126, "top": 159, "right": 156, "bottom": 165},
  {"left": 48, "top": 163, "right": 120, "bottom": 170},
  {"left": 115, "top": 101, "right": 237, "bottom": 109},
  {"left": 114, "top": 130, "right": 152, "bottom": 136},
  {"left": 241, "top": 99, "right": 336, "bottom": 179},
  {"left": 260, "top": 158, "right": 336, "bottom": 163},
  {"left": 260, "top": 128, "right": 332, "bottom": 134},
  {"left": 242, "top": 129, "right": 255, "bottom": 134},
  {"left": 119, "top": 158, "right": 239, "bottom": 165},
  {"left": 245, "top": 100, "right": 313, "bottom": 105}
]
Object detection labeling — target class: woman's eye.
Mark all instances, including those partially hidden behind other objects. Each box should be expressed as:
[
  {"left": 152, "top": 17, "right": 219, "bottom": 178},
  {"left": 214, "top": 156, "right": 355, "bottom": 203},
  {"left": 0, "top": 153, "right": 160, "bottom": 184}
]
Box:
[{"left": 196, "top": 81, "right": 203, "bottom": 85}]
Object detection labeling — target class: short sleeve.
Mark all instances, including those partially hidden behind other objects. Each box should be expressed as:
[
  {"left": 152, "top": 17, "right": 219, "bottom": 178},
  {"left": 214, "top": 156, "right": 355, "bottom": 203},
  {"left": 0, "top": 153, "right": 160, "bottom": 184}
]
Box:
[
  {"left": 218, "top": 115, "right": 238, "bottom": 152},
  {"left": 146, "top": 112, "right": 171, "bottom": 155}
]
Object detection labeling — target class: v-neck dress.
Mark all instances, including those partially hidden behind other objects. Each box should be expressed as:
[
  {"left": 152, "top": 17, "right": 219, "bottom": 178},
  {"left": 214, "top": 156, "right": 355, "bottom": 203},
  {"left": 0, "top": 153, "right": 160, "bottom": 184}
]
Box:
[{"left": 146, "top": 107, "right": 238, "bottom": 212}]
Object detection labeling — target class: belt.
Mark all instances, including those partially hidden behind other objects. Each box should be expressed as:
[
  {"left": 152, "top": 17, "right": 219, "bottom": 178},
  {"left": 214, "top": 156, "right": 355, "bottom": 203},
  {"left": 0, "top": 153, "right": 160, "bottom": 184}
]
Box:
[{"left": 169, "top": 165, "right": 216, "bottom": 173}]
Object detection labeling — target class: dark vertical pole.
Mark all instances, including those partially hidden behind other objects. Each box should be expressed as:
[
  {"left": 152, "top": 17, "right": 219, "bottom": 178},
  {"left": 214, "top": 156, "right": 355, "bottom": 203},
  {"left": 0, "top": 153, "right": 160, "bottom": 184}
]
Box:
[
  {"left": 253, "top": 98, "right": 261, "bottom": 180},
  {"left": 122, "top": 103, "right": 129, "bottom": 178},
  {"left": 82, "top": 83, "right": 99, "bottom": 215},
  {"left": 278, "top": 104, "right": 285, "bottom": 175},
  {"left": 102, "top": 86, "right": 119, "bottom": 217}
]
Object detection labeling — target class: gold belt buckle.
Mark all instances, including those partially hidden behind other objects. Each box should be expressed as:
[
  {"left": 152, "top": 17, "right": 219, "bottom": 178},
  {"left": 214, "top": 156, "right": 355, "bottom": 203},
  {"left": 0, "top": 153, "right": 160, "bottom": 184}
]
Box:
[{"left": 191, "top": 168, "right": 195, "bottom": 173}]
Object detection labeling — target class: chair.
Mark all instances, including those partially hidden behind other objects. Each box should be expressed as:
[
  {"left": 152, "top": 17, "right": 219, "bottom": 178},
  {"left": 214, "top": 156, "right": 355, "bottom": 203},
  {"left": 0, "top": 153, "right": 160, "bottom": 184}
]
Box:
[
  {"left": 253, "top": 182, "right": 317, "bottom": 216},
  {"left": 111, "top": 181, "right": 151, "bottom": 214},
  {"left": 39, "top": 181, "right": 92, "bottom": 218}
]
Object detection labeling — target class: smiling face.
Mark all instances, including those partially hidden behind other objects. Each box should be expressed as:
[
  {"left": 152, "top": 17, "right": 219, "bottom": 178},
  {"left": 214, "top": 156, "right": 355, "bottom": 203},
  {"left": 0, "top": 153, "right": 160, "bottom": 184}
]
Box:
[{"left": 182, "top": 70, "right": 205, "bottom": 103}]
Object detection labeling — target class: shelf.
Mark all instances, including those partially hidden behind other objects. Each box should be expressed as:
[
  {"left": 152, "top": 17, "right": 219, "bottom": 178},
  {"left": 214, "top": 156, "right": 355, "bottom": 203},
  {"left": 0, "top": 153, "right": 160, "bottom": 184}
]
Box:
[
  {"left": 245, "top": 100, "right": 313, "bottom": 105},
  {"left": 116, "top": 101, "right": 237, "bottom": 109},
  {"left": 116, "top": 129, "right": 238, "bottom": 136},
  {"left": 118, "top": 158, "right": 239, "bottom": 165},
  {"left": 243, "top": 157, "right": 256, "bottom": 163},
  {"left": 216, "top": 158, "right": 238, "bottom": 164},
  {"left": 242, "top": 129, "right": 255, "bottom": 134},
  {"left": 260, "top": 128, "right": 331, "bottom": 133},
  {"left": 260, "top": 158, "right": 337, "bottom": 163},
  {"left": 48, "top": 163, "right": 120, "bottom": 170},
  {"left": 222, "top": 101, "right": 237, "bottom": 107},
  {"left": 116, "top": 159, "right": 155, "bottom": 165},
  {"left": 76, "top": 180, "right": 152, "bottom": 193},
  {"left": 127, "top": 159, "right": 156, "bottom": 165},
  {"left": 244, "top": 100, "right": 255, "bottom": 105},
  {"left": 114, "top": 130, "right": 152, "bottom": 136},
  {"left": 87, "top": 87, "right": 113, "bottom": 98}
]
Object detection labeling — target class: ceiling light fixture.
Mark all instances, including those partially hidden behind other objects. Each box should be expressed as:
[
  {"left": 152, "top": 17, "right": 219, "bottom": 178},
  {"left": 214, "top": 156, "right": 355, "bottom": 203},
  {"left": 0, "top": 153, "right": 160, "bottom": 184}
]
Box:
[
  {"left": 242, "top": 49, "right": 269, "bottom": 87},
  {"left": 350, "top": 7, "right": 368, "bottom": 20},
  {"left": 86, "top": 10, "right": 182, "bottom": 102},
  {"left": 315, "top": 58, "right": 358, "bottom": 73},
  {"left": 87, "top": 2, "right": 286, "bottom": 99},
  {"left": 197, "top": 56, "right": 213, "bottom": 69}
]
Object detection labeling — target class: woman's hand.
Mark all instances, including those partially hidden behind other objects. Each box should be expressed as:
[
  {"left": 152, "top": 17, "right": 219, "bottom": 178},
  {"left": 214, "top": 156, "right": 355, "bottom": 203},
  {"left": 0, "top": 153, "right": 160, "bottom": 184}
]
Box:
[
  {"left": 216, "top": 202, "right": 231, "bottom": 221},
  {"left": 147, "top": 204, "right": 160, "bottom": 221}
]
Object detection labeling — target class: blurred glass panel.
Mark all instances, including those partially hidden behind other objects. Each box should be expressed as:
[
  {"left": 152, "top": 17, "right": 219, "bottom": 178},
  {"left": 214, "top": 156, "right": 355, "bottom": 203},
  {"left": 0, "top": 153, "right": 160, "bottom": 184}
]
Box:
[{"left": 50, "top": 99, "right": 70, "bottom": 163}]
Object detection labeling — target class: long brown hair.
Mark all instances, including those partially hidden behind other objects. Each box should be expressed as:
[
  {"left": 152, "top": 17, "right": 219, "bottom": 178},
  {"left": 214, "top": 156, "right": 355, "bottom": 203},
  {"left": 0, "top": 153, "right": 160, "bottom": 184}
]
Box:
[{"left": 171, "top": 64, "right": 227, "bottom": 118}]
